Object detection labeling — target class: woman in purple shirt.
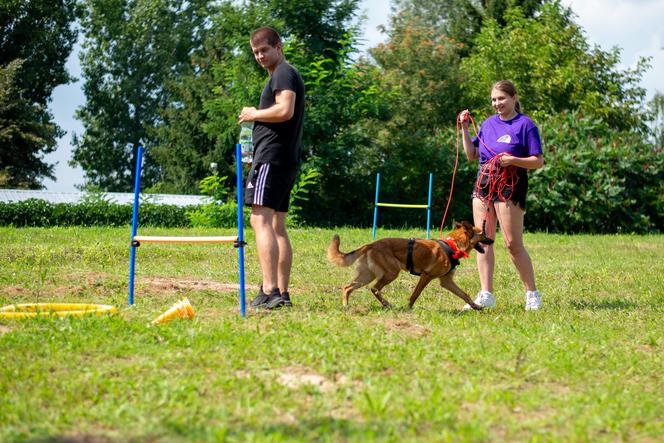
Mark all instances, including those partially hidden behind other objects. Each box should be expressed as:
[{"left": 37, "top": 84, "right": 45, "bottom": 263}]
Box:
[{"left": 460, "top": 80, "right": 544, "bottom": 311}]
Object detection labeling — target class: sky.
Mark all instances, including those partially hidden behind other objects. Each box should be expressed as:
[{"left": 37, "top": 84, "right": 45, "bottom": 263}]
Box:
[{"left": 43, "top": 0, "right": 664, "bottom": 192}]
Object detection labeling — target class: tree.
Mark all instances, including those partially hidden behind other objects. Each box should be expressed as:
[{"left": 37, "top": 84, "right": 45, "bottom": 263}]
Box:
[
  {"left": 0, "top": 0, "right": 78, "bottom": 188},
  {"left": 353, "top": 7, "right": 471, "bottom": 227},
  {"left": 460, "top": 3, "right": 649, "bottom": 131},
  {"left": 0, "top": 60, "right": 61, "bottom": 188},
  {"left": 267, "top": 0, "right": 360, "bottom": 61},
  {"left": 72, "top": 0, "right": 211, "bottom": 191},
  {"left": 201, "top": 0, "right": 381, "bottom": 225},
  {"left": 74, "top": 0, "right": 365, "bottom": 195},
  {"left": 648, "top": 92, "right": 664, "bottom": 149},
  {"left": 391, "top": 0, "right": 543, "bottom": 55}
]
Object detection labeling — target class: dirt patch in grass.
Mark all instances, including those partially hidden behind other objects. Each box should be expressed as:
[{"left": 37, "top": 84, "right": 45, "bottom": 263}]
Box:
[
  {"left": 278, "top": 367, "right": 337, "bottom": 392},
  {"left": 142, "top": 276, "right": 259, "bottom": 294},
  {"left": 2, "top": 273, "right": 260, "bottom": 301},
  {"left": 235, "top": 366, "right": 363, "bottom": 393},
  {"left": 635, "top": 344, "right": 658, "bottom": 354},
  {"left": 235, "top": 366, "right": 365, "bottom": 423},
  {"left": 348, "top": 305, "right": 370, "bottom": 316},
  {"left": 2, "top": 286, "right": 28, "bottom": 296},
  {"left": 0, "top": 325, "right": 11, "bottom": 335},
  {"left": 380, "top": 318, "right": 430, "bottom": 337}
]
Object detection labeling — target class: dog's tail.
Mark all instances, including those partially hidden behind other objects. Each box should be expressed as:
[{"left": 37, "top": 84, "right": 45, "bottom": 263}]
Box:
[{"left": 327, "top": 235, "right": 368, "bottom": 267}]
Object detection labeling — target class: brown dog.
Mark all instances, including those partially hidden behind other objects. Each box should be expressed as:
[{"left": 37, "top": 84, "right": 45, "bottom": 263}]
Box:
[{"left": 327, "top": 221, "right": 494, "bottom": 309}]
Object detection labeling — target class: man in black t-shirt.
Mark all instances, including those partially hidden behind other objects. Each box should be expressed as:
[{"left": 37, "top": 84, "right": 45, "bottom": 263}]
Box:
[{"left": 238, "top": 27, "right": 304, "bottom": 310}]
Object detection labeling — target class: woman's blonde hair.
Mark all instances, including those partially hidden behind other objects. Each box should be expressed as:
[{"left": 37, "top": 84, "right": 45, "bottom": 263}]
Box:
[{"left": 492, "top": 80, "right": 521, "bottom": 113}]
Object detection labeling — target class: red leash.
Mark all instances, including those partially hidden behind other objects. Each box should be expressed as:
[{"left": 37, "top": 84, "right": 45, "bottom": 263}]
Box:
[{"left": 438, "top": 113, "right": 462, "bottom": 238}]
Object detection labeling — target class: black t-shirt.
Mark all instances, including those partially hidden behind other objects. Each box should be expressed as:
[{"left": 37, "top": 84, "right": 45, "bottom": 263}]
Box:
[{"left": 252, "top": 62, "right": 305, "bottom": 166}]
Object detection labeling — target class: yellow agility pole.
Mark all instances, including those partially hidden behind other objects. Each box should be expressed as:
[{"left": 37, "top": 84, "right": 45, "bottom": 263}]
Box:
[
  {"left": 0, "top": 303, "right": 117, "bottom": 319},
  {"left": 376, "top": 203, "right": 429, "bottom": 209},
  {"left": 132, "top": 235, "right": 237, "bottom": 244},
  {"left": 372, "top": 172, "right": 433, "bottom": 240}
]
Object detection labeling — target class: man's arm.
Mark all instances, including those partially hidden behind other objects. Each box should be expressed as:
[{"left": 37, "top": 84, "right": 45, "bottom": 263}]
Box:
[{"left": 239, "top": 90, "right": 296, "bottom": 123}]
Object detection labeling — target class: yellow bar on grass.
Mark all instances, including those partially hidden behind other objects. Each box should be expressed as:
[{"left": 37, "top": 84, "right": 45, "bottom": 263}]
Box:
[
  {"left": 376, "top": 203, "right": 429, "bottom": 209},
  {"left": 133, "top": 235, "right": 238, "bottom": 243}
]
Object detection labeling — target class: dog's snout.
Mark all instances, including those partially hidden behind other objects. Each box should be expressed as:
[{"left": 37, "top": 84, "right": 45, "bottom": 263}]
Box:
[{"left": 480, "top": 237, "right": 494, "bottom": 245}]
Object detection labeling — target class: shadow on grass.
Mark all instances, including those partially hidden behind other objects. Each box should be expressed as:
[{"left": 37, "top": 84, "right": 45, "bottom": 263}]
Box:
[
  {"left": 220, "top": 417, "right": 397, "bottom": 441},
  {"left": 570, "top": 299, "right": 637, "bottom": 310},
  {"left": 28, "top": 418, "right": 396, "bottom": 442},
  {"left": 27, "top": 437, "right": 119, "bottom": 443}
]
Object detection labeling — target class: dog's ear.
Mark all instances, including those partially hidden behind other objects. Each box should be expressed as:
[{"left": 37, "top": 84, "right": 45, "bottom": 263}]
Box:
[
  {"left": 462, "top": 220, "right": 474, "bottom": 232},
  {"left": 453, "top": 220, "right": 462, "bottom": 229}
]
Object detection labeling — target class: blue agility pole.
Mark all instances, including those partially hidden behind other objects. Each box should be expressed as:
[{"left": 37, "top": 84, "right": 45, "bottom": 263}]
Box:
[
  {"left": 372, "top": 172, "right": 381, "bottom": 240},
  {"left": 372, "top": 172, "right": 433, "bottom": 240},
  {"left": 128, "top": 144, "right": 144, "bottom": 306},
  {"left": 426, "top": 172, "right": 433, "bottom": 239},
  {"left": 235, "top": 143, "right": 246, "bottom": 317}
]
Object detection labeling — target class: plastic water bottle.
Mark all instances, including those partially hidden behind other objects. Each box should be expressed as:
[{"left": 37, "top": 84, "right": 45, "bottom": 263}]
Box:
[{"left": 239, "top": 122, "right": 253, "bottom": 163}]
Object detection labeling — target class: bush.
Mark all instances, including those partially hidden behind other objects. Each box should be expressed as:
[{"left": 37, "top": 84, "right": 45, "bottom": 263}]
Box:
[
  {"left": 0, "top": 199, "right": 195, "bottom": 227},
  {"left": 187, "top": 200, "right": 250, "bottom": 228},
  {"left": 527, "top": 112, "right": 663, "bottom": 233}
]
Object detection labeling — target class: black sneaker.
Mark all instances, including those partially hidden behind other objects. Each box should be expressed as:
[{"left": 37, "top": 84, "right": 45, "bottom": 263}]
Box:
[
  {"left": 263, "top": 288, "right": 285, "bottom": 310},
  {"left": 250, "top": 288, "right": 270, "bottom": 308},
  {"left": 281, "top": 291, "right": 292, "bottom": 308}
]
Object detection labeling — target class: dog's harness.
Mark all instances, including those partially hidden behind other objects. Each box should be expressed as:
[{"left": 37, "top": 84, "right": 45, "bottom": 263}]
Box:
[
  {"left": 406, "top": 238, "right": 420, "bottom": 276},
  {"left": 439, "top": 238, "right": 472, "bottom": 275},
  {"left": 441, "top": 237, "right": 469, "bottom": 260},
  {"left": 406, "top": 238, "right": 469, "bottom": 277}
]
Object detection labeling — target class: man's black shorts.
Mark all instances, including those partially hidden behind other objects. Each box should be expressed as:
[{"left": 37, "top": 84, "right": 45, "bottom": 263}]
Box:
[{"left": 244, "top": 162, "right": 298, "bottom": 212}]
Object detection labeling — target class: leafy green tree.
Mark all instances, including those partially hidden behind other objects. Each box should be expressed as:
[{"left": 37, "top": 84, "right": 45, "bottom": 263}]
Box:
[
  {"left": 0, "top": 0, "right": 78, "bottom": 104},
  {"left": 149, "top": 65, "right": 220, "bottom": 194},
  {"left": 0, "top": 60, "right": 61, "bottom": 188},
  {"left": 290, "top": 38, "right": 390, "bottom": 225},
  {"left": 267, "top": 0, "right": 360, "bottom": 60},
  {"left": 201, "top": 0, "right": 378, "bottom": 225},
  {"left": 0, "top": 0, "right": 78, "bottom": 188},
  {"left": 392, "top": 0, "right": 543, "bottom": 55},
  {"left": 200, "top": 1, "right": 273, "bottom": 188},
  {"left": 75, "top": 0, "right": 364, "bottom": 195},
  {"left": 648, "top": 92, "right": 664, "bottom": 149},
  {"left": 355, "top": 10, "right": 470, "bottom": 228},
  {"left": 150, "top": 0, "right": 271, "bottom": 193},
  {"left": 72, "top": 0, "right": 211, "bottom": 191},
  {"left": 460, "top": 3, "right": 649, "bottom": 131}
]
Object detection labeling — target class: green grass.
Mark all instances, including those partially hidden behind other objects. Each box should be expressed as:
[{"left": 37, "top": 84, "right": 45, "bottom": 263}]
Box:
[{"left": 1, "top": 226, "right": 662, "bottom": 442}]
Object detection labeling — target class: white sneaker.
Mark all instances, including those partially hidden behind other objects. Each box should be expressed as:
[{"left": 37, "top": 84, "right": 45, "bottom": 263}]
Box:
[
  {"left": 525, "top": 290, "right": 542, "bottom": 311},
  {"left": 463, "top": 290, "right": 496, "bottom": 310}
]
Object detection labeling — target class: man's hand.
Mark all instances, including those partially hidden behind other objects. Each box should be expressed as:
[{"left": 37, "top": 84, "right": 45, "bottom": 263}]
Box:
[{"left": 239, "top": 107, "right": 258, "bottom": 123}]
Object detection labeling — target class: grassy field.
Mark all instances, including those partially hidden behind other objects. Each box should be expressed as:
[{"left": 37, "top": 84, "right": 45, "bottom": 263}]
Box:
[{"left": 0, "top": 226, "right": 662, "bottom": 442}]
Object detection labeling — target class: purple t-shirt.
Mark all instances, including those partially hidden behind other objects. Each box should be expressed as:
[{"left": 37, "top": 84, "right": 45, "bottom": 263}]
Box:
[{"left": 472, "top": 113, "right": 542, "bottom": 164}]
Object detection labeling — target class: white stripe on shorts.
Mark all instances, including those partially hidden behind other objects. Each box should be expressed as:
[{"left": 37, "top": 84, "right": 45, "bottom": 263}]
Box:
[{"left": 253, "top": 163, "right": 270, "bottom": 206}]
